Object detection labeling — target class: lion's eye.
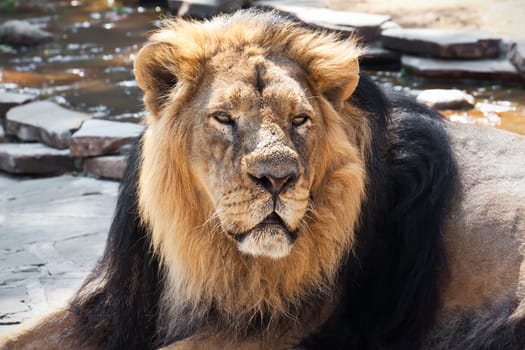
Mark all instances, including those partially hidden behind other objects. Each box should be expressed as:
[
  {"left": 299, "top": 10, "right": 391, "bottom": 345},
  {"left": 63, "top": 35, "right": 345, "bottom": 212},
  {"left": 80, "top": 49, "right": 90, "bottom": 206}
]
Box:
[
  {"left": 291, "top": 114, "right": 310, "bottom": 127},
  {"left": 212, "top": 112, "right": 234, "bottom": 125}
]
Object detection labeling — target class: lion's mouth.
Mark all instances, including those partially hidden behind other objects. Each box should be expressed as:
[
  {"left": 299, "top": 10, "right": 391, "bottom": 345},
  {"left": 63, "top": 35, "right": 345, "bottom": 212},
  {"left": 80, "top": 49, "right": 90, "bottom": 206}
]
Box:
[
  {"left": 228, "top": 212, "right": 298, "bottom": 259},
  {"left": 232, "top": 212, "right": 297, "bottom": 242}
]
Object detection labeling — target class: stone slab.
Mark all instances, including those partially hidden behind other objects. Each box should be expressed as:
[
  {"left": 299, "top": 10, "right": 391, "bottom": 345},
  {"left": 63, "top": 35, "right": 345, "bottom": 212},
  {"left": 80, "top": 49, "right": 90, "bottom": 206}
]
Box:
[
  {"left": 84, "top": 155, "right": 128, "bottom": 180},
  {"left": 70, "top": 119, "right": 143, "bottom": 157},
  {"left": 416, "top": 89, "right": 475, "bottom": 110},
  {"left": 360, "top": 43, "right": 402, "bottom": 70},
  {"left": 6, "top": 101, "right": 91, "bottom": 149},
  {"left": 168, "top": 0, "right": 246, "bottom": 18},
  {"left": 402, "top": 56, "right": 522, "bottom": 82},
  {"left": 0, "top": 20, "right": 53, "bottom": 46},
  {"left": 0, "top": 92, "right": 35, "bottom": 121},
  {"left": 382, "top": 28, "right": 501, "bottom": 59},
  {"left": 509, "top": 38, "right": 525, "bottom": 74},
  {"left": 0, "top": 143, "right": 74, "bottom": 175},
  {"left": 0, "top": 174, "right": 117, "bottom": 333},
  {"left": 257, "top": 4, "right": 391, "bottom": 43}
]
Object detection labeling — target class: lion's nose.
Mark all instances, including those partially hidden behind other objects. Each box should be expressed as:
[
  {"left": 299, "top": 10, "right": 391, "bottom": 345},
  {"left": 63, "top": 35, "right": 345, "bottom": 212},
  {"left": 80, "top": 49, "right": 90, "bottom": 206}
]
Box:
[{"left": 248, "top": 166, "right": 298, "bottom": 196}]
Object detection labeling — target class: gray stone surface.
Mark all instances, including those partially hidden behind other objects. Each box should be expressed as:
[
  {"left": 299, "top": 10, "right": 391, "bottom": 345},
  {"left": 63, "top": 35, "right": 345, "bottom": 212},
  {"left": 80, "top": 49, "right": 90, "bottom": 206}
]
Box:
[
  {"left": 258, "top": 4, "right": 391, "bottom": 42},
  {"left": 168, "top": 0, "right": 246, "bottom": 18},
  {"left": 0, "top": 175, "right": 118, "bottom": 333},
  {"left": 0, "top": 143, "right": 74, "bottom": 175},
  {"left": 509, "top": 38, "right": 525, "bottom": 74},
  {"left": 382, "top": 28, "right": 501, "bottom": 59},
  {"left": 0, "top": 20, "right": 53, "bottom": 46},
  {"left": 84, "top": 155, "right": 128, "bottom": 180},
  {"left": 70, "top": 119, "right": 143, "bottom": 157},
  {"left": 416, "top": 89, "right": 475, "bottom": 110},
  {"left": 6, "top": 101, "right": 91, "bottom": 149},
  {"left": 0, "top": 92, "right": 35, "bottom": 121},
  {"left": 402, "top": 55, "right": 522, "bottom": 81}
]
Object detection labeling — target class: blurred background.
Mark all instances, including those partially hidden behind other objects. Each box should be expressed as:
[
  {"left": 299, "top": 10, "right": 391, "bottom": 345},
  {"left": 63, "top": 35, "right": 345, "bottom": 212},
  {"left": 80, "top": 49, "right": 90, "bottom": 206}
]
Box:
[{"left": 0, "top": 0, "right": 524, "bottom": 133}]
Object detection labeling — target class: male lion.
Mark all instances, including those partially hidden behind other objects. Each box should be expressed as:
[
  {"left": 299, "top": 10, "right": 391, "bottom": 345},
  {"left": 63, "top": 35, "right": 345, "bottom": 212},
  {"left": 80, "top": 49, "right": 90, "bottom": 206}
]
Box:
[{"left": 2, "top": 9, "right": 525, "bottom": 350}]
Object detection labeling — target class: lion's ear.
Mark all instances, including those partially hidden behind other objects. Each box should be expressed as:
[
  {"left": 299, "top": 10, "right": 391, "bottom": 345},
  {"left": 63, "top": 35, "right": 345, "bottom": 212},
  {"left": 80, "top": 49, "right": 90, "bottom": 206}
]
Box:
[
  {"left": 315, "top": 58, "right": 360, "bottom": 110},
  {"left": 134, "top": 42, "right": 179, "bottom": 116}
]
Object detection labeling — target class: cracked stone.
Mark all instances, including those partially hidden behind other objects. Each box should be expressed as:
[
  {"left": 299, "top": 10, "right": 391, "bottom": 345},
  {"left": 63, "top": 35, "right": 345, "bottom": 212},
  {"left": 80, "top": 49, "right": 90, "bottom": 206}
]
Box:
[
  {"left": 0, "top": 143, "right": 74, "bottom": 175},
  {"left": 382, "top": 28, "right": 501, "bottom": 59},
  {"left": 6, "top": 101, "right": 91, "bottom": 149},
  {"left": 70, "top": 119, "right": 143, "bottom": 157}
]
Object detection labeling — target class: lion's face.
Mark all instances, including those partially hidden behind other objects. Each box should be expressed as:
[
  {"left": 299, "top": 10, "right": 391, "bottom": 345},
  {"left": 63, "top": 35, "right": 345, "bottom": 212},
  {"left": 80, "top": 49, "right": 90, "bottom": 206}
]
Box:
[
  {"left": 187, "top": 52, "right": 320, "bottom": 258},
  {"left": 134, "top": 12, "right": 367, "bottom": 320}
]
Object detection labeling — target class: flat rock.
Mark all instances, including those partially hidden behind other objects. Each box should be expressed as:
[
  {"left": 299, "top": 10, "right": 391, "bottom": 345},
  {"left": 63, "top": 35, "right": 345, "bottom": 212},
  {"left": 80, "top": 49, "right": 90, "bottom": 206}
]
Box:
[
  {"left": 6, "top": 101, "right": 91, "bottom": 149},
  {"left": 509, "top": 38, "right": 525, "bottom": 74},
  {"left": 402, "top": 56, "right": 522, "bottom": 82},
  {"left": 70, "top": 119, "right": 143, "bottom": 157},
  {"left": 360, "top": 43, "right": 401, "bottom": 70},
  {"left": 382, "top": 28, "right": 501, "bottom": 59},
  {"left": 257, "top": 4, "right": 391, "bottom": 43},
  {"left": 0, "top": 92, "right": 35, "bottom": 120},
  {"left": 0, "top": 20, "right": 53, "bottom": 46},
  {"left": 0, "top": 143, "right": 74, "bottom": 175},
  {"left": 0, "top": 174, "right": 118, "bottom": 334},
  {"left": 416, "top": 89, "right": 475, "bottom": 110},
  {"left": 84, "top": 155, "right": 128, "bottom": 180}
]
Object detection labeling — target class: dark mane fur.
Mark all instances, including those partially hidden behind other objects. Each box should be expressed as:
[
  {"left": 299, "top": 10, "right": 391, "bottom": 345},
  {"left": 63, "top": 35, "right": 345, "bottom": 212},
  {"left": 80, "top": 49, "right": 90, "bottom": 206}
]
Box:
[
  {"left": 67, "top": 74, "right": 458, "bottom": 349},
  {"left": 301, "top": 75, "right": 457, "bottom": 349}
]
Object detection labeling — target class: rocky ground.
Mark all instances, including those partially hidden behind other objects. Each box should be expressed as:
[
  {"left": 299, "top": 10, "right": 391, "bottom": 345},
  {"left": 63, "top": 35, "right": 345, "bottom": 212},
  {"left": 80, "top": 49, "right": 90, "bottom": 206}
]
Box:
[
  {"left": 0, "top": 0, "right": 524, "bottom": 336},
  {"left": 0, "top": 175, "right": 118, "bottom": 335}
]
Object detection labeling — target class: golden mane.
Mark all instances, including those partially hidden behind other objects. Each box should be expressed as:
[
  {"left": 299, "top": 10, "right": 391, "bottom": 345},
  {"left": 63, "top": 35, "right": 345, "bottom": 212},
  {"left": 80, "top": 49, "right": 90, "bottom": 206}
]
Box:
[{"left": 134, "top": 10, "right": 370, "bottom": 332}]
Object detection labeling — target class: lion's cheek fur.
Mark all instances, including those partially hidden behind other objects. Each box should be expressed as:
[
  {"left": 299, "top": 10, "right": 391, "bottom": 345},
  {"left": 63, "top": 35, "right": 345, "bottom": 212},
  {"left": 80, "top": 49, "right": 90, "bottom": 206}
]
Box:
[{"left": 137, "top": 105, "right": 367, "bottom": 332}]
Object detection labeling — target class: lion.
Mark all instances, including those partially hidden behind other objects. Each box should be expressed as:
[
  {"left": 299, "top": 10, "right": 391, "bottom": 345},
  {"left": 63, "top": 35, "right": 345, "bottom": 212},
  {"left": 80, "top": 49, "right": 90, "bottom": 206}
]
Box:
[{"left": 2, "top": 9, "right": 525, "bottom": 350}]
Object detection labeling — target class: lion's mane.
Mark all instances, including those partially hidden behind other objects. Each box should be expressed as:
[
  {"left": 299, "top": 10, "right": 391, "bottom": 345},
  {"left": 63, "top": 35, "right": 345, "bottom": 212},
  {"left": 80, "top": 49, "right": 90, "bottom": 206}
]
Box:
[{"left": 66, "top": 10, "right": 457, "bottom": 350}]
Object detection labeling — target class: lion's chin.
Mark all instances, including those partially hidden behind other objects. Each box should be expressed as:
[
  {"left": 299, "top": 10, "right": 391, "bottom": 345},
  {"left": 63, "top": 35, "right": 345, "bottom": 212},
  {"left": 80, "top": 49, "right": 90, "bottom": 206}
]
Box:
[{"left": 236, "top": 225, "right": 295, "bottom": 259}]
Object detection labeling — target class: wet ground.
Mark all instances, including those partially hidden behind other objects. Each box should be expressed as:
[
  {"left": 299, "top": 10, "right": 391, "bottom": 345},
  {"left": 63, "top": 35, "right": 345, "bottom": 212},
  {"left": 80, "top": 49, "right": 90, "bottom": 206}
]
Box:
[{"left": 1, "top": 0, "right": 524, "bottom": 134}]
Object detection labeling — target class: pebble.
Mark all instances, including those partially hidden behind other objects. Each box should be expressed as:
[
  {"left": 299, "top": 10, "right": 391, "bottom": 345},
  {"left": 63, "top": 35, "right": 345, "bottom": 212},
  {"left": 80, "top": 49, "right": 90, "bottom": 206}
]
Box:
[
  {"left": 0, "top": 20, "right": 53, "bottom": 46},
  {"left": 84, "top": 155, "right": 128, "bottom": 180},
  {"left": 6, "top": 101, "right": 91, "bottom": 149},
  {"left": 381, "top": 28, "right": 501, "bottom": 59},
  {"left": 70, "top": 119, "right": 143, "bottom": 157},
  {"left": 416, "top": 89, "right": 475, "bottom": 110},
  {"left": 0, "top": 143, "right": 74, "bottom": 175}
]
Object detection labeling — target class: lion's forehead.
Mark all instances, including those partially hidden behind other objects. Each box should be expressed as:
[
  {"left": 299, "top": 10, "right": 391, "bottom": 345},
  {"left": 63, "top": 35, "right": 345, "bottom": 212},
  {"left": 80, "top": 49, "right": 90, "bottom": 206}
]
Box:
[{"left": 204, "top": 53, "right": 316, "bottom": 120}]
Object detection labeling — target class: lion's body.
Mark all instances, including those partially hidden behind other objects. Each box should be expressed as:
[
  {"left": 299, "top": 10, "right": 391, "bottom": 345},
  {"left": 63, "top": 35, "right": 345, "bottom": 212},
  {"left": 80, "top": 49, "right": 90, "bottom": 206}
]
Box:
[{"left": 2, "top": 10, "right": 525, "bottom": 350}]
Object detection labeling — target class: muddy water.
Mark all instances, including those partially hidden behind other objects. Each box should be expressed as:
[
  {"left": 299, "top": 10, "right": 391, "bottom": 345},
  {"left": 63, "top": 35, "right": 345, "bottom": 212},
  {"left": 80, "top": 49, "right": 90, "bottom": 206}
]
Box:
[
  {"left": 1, "top": 1, "right": 525, "bottom": 134},
  {"left": 0, "top": 0, "right": 162, "bottom": 122}
]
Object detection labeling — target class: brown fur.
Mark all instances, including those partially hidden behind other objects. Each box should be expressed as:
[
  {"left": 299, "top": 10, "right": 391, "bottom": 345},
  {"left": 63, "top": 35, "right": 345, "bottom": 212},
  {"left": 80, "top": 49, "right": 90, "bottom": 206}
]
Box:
[{"left": 134, "top": 11, "right": 368, "bottom": 336}]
